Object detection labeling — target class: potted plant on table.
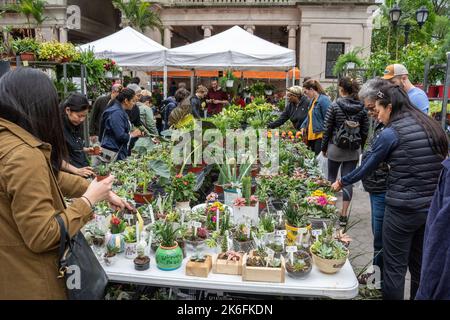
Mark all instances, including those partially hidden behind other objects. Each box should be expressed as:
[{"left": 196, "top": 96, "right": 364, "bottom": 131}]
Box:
[
  {"left": 165, "top": 173, "right": 197, "bottom": 210},
  {"left": 216, "top": 158, "right": 253, "bottom": 206},
  {"left": 134, "top": 242, "right": 150, "bottom": 271},
  {"left": 232, "top": 176, "right": 259, "bottom": 225},
  {"left": 186, "top": 253, "right": 212, "bottom": 278},
  {"left": 155, "top": 222, "right": 183, "bottom": 270},
  {"left": 242, "top": 246, "right": 286, "bottom": 283},
  {"left": 213, "top": 236, "right": 243, "bottom": 275},
  {"left": 257, "top": 215, "right": 276, "bottom": 244},
  {"left": 310, "top": 224, "right": 349, "bottom": 274},
  {"left": 106, "top": 214, "right": 127, "bottom": 253},
  {"left": 123, "top": 227, "right": 137, "bottom": 259},
  {"left": 232, "top": 223, "right": 255, "bottom": 253},
  {"left": 104, "top": 245, "right": 120, "bottom": 266},
  {"left": 134, "top": 171, "right": 155, "bottom": 205},
  {"left": 12, "top": 37, "right": 39, "bottom": 62},
  {"left": 38, "top": 41, "right": 80, "bottom": 63},
  {"left": 283, "top": 193, "right": 311, "bottom": 245},
  {"left": 285, "top": 250, "right": 312, "bottom": 279}
]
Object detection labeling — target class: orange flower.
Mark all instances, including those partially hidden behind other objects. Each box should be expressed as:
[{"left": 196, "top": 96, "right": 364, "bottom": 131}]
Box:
[
  {"left": 281, "top": 132, "right": 286, "bottom": 138},
  {"left": 288, "top": 131, "right": 293, "bottom": 136},
  {"left": 175, "top": 174, "right": 183, "bottom": 179}
]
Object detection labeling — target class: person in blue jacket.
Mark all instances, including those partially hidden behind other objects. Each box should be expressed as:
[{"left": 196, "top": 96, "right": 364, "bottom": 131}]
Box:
[
  {"left": 99, "top": 88, "right": 143, "bottom": 161},
  {"left": 416, "top": 157, "right": 450, "bottom": 300},
  {"left": 332, "top": 84, "right": 448, "bottom": 300},
  {"left": 301, "top": 79, "right": 331, "bottom": 155}
]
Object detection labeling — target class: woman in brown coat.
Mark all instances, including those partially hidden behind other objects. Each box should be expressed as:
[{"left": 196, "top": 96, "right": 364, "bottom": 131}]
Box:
[{"left": 0, "top": 68, "right": 128, "bottom": 299}]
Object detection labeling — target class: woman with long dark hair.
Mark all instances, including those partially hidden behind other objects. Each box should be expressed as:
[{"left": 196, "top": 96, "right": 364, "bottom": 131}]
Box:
[
  {"left": 0, "top": 68, "right": 129, "bottom": 299},
  {"left": 60, "top": 93, "right": 97, "bottom": 178},
  {"left": 99, "top": 88, "right": 143, "bottom": 161},
  {"left": 332, "top": 84, "right": 448, "bottom": 300},
  {"left": 322, "top": 77, "right": 369, "bottom": 226}
]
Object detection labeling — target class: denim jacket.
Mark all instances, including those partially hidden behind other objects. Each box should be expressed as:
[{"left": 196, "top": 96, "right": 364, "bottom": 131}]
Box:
[{"left": 301, "top": 94, "right": 331, "bottom": 133}]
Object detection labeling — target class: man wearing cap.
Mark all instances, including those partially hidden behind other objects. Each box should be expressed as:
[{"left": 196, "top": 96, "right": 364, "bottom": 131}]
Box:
[
  {"left": 268, "top": 86, "right": 310, "bottom": 130},
  {"left": 383, "top": 64, "right": 429, "bottom": 114}
]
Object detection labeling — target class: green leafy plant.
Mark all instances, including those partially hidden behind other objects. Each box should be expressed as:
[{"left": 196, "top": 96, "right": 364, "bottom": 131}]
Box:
[
  {"left": 233, "top": 224, "right": 252, "bottom": 242},
  {"left": 11, "top": 37, "right": 39, "bottom": 54},
  {"left": 310, "top": 224, "right": 348, "bottom": 260},
  {"left": 8, "top": 0, "right": 48, "bottom": 37},
  {"left": 332, "top": 48, "right": 364, "bottom": 76},
  {"left": 283, "top": 192, "right": 310, "bottom": 228},
  {"left": 165, "top": 172, "right": 197, "bottom": 203},
  {"left": 124, "top": 228, "right": 137, "bottom": 243},
  {"left": 110, "top": 215, "right": 127, "bottom": 234},
  {"left": 38, "top": 41, "right": 80, "bottom": 62},
  {"left": 258, "top": 215, "right": 275, "bottom": 234},
  {"left": 112, "top": 0, "right": 162, "bottom": 33},
  {"left": 156, "top": 222, "right": 180, "bottom": 248}
]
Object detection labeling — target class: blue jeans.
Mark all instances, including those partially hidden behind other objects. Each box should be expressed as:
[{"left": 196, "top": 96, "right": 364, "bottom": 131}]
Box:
[{"left": 369, "top": 192, "right": 386, "bottom": 271}]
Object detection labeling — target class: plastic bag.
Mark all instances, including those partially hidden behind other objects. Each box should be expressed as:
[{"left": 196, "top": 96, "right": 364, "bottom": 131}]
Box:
[{"left": 316, "top": 152, "right": 328, "bottom": 180}]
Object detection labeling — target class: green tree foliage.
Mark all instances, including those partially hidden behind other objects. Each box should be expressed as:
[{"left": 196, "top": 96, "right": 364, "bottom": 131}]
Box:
[{"left": 112, "top": 0, "right": 162, "bottom": 33}]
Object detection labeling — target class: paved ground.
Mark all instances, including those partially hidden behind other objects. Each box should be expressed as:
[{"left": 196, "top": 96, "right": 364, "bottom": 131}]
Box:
[{"left": 339, "top": 186, "right": 411, "bottom": 299}]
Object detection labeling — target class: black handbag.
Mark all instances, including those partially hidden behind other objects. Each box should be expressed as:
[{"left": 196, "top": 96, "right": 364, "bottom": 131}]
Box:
[{"left": 56, "top": 215, "right": 108, "bottom": 300}]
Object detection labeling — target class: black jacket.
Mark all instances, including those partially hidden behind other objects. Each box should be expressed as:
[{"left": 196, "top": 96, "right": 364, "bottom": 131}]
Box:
[
  {"left": 268, "top": 95, "right": 309, "bottom": 130},
  {"left": 62, "top": 116, "right": 89, "bottom": 168},
  {"left": 190, "top": 95, "right": 203, "bottom": 119},
  {"left": 322, "top": 97, "right": 369, "bottom": 153},
  {"left": 90, "top": 94, "right": 112, "bottom": 136},
  {"left": 361, "top": 122, "right": 389, "bottom": 193},
  {"left": 385, "top": 112, "right": 443, "bottom": 211}
]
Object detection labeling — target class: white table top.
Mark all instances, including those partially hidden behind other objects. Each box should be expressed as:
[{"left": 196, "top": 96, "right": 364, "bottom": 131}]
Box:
[{"left": 103, "top": 252, "right": 359, "bottom": 300}]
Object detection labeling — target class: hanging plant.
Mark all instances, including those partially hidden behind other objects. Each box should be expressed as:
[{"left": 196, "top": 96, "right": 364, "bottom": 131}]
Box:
[{"left": 332, "top": 48, "right": 364, "bottom": 76}]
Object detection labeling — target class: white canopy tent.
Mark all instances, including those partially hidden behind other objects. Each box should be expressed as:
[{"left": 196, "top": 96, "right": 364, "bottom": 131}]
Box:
[
  {"left": 79, "top": 27, "right": 167, "bottom": 71},
  {"left": 166, "top": 26, "right": 296, "bottom": 70}
]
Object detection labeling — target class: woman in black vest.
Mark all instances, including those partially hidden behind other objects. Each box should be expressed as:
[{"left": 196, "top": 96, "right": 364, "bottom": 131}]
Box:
[
  {"left": 61, "top": 93, "right": 97, "bottom": 178},
  {"left": 332, "top": 84, "right": 448, "bottom": 300}
]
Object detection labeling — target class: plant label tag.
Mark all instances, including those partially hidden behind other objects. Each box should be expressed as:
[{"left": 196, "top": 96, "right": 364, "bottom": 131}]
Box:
[
  {"left": 286, "top": 246, "right": 297, "bottom": 253},
  {"left": 245, "top": 223, "right": 251, "bottom": 238},
  {"left": 276, "top": 210, "right": 283, "bottom": 217},
  {"left": 266, "top": 248, "right": 275, "bottom": 257},
  {"left": 148, "top": 205, "right": 155, "bottom": 224},
  {"left": 299, "top": 228, "right": 307, "bottom": 234},
  {"left": 193, "top": 222, "right": 202, "bottom": 228},
  {"left": 276, "top": 230, "right": 287, "bottom": 236},
  {"left": 124, "top": 214, "right": 134, "bottom": 221},
  {"left": 237, "top": 188, "right": 242, "bottom": 197},
  {"left": 312, "top": 229, "right": 322, "bottom": 237}
]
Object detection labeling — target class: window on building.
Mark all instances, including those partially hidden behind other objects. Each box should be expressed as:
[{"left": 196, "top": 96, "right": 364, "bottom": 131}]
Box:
[{"left": 325, "top": 42, "right": 345, "bottom": 79}]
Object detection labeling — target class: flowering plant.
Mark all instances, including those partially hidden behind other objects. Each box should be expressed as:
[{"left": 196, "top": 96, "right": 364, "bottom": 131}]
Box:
[
  {"left": 165, "top": 173, "right": 197, "bottom": 202},
  {"left": 206, "top": 192, "right": 219, "bottom": 203},
  {"left": 306, "top": 190, "right": 336, "bottom": 207},
  {"left": 103, "top": 58, "right": 121, "bottom": 75},
  {"left": 233, "top": 195, "right": 258, "bottom": 207},
  {"left": 110, "top": 215, "right": 127, "bottom": 234},
  {"left": 205, "top": 201, "right": 229, "bottom": 231}
]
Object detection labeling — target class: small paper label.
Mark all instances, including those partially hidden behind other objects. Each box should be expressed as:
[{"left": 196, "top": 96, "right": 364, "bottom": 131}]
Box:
[
  {"left": 286, "top": 246, "right": 297, "bottom": 253},
  {"left": 276, "top": 210, "right": 283, "bottom": 216},
  {"left": 276, "top": 230, "right": 287, "bottom": 236},
  {"left": 298, "top": 228, "right": 307, "bottom": 234},
  {"left": 123, "top": 214, "right": 134, "bottom": 221},
  {"left": 193, "top": 221, "right": 202, "bottom": 228},
  {"left": 312, "top": 229, "right": 322, "bottom": 237},
  {"left": 148, "top": 205, "right": 155, "bottom": 224},
  {"left": 266, "top": 248, "right": 275, "bottom": 256}
]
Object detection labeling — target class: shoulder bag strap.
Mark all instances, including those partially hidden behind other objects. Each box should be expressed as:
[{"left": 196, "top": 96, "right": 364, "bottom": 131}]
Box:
[{"left": 56, "top": 215, "right": 71, "bottom": 267}]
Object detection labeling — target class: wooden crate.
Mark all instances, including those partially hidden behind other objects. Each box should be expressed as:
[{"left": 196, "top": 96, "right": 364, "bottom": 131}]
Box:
[
  {"left": 242, "top": 251, "right": 285, "bottom": 283},
  {"left": 186, "top": 255, "right": 212, "bottom": 278},
  {"left": 212, "top": 254, "right": 243, "bottom": 275}
]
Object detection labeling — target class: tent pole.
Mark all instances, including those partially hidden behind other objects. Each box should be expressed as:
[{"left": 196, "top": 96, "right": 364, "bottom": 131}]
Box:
[
  {"left": 285, "top": 70, "right": 289, "bottom": 108},
  {"left": 191, "top": 69, "right": 195, "bottom": 94},
  {"left": 163, "top": 65, "right": 168, "bottom": 99},
  {"left": 292, "top": 67, "right": 295, "bottom": 86}
]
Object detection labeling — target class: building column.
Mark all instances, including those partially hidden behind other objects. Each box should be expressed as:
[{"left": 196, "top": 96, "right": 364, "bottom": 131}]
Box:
[
  {"left": 163, "top": 26, "right": 172, "bottom": 48},
  {"left": 362, "top": 23, "right": 372, "bottom": 58},
  {"left": 201, "top": 25, "right": 213, "bottom": 38},
  {"left": 287, "top": 25, "right": 298, "bottom": 51},
  {"left": 244, "top": 25, "right": 255, "bottom": 34},
  {"left": 299, "top": 23, "right": 311, "bottom": 79},
  {"left": 59, "top": 27, "right": 68, "bottom": 43}
]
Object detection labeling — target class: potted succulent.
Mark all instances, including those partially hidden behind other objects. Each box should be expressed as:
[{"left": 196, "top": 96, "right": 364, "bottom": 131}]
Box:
[
  {"left": 106, "top": 215, "right": 127, "bottom": 253},
  {"left": 217, "top": 159, "right": 253, "bottom": 206},
  {"left": 134, "top": 242, "right": 150, "bottom": 271},
  {"left": 184, "top": 226, "right": 208, "bottom": 254},
  {"left": 95, "top": 164, "right": 111, "bottom": 182},
  {"left": 258, "top": 215, "right": 276, "bottom": 244},
  {"left": 232, "top": 176, "right": 259, "bottom": 225},
  {"left": 186, "top": 253, "right": 212, "bottom": 278},
  {"left": 155, "top": 222, "right": 183, "bottom": 270},
  {"left": 213, "top": 235, "right": 243, "bottom": 275},
  {"left": 103, "top": 245, "right": 120, "bottom": 266},
  {"left": 242, "top": 247, "right": 286, "bottom": 283},
  {"left": 285, "top": 250, "right": 312, "bottom": 279},
  {"left": 123, "top": 227, "right": 137, "bottom": 260},
  {"left": 12, "top": 37, "right": 39, "bottom": 62},
  {"left": 310, "top": 224, "right": 349, "bottom": 274},
  {"left": 232, "top": 223, "right": 255, "bottom": 253},
  {"left": 165, "top": 173, "right": 197, "bottom": 210}
]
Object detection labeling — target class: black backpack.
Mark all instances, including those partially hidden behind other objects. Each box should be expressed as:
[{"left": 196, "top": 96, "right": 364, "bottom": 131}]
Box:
[{"left": 333, "top": 106, "right": 362, "bottom": 150}]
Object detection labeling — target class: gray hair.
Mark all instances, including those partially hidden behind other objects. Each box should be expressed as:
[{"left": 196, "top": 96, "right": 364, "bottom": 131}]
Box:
[
  {"left": 358, "top": 77, "right": 387, "bottom": 102},
  {"left": 126, "top": 83, "right": 142, "bottom": 94}
]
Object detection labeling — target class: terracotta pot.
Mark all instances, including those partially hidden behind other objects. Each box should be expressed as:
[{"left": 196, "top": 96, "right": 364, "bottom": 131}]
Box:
[
  {"left": 437, "top": 85, "right": 450, "bottom": 99},
  {"left": 214, "top": 183, "right": 224, "bottom": 194},
  {"left": 93, "top": 146, "right": 101, "bottom": 155},
  {"left": 187, "top": 164, "right": 204, "bottom": 174},
  {"left": 20, "top": 52, "right": 35, "bottom": 62},
  {"left": 427, "top": 85, "right": 439, "bottom": 98},
  {"left": 134, "top": 192, "right": 153, "bottom": 205}
]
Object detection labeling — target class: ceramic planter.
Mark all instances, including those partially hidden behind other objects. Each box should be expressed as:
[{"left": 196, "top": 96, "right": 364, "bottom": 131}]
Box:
[
  {"left": 232, "top": 205, "right": 259, "bottom": 225},
  {"left": 226, "top": 79, "right": 234, "bottom": 87},
  {"left": 285, "top": 222, "right": 309, "bottom": 243},
  {"left": 124, "top": 242, "right": 137, "bottom": 259},
  {"left": 106, "top": 233, "right": 125, "bottom": 253},
  {"left": 224, "top": 189, "right": 239, "bottom": 206},
  {"left": 175, "top": 201, "right": 191, "bottom": 211},
  {"left": 20, "top": 52, "right": 35, "bottom": 62},
  {"left": 214, "top": 183, "right": 224, "bottom": 194},
  {"left": 155, "top": 242, "right": 183, "bottom": 271},
  {"left": 212, "top": 253, "right": 243, "bottom": 275},
  {"left": 103, "top": 253, "right": 118, "bottom": 266},
  {"left": 242, "top": 251, "right": 285, "bottom": 283},
  {"left": 232, "top": 238, "right": 255, "bottom": 253},
  {"left": 134, "top": 256, "right": 150, "bottom": 271},
  {"left": 310, "top": 248, "right": 349, "bottom": 274},
  {"left": 186, "top": 255, "right": 212, "bottom": 278}
]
